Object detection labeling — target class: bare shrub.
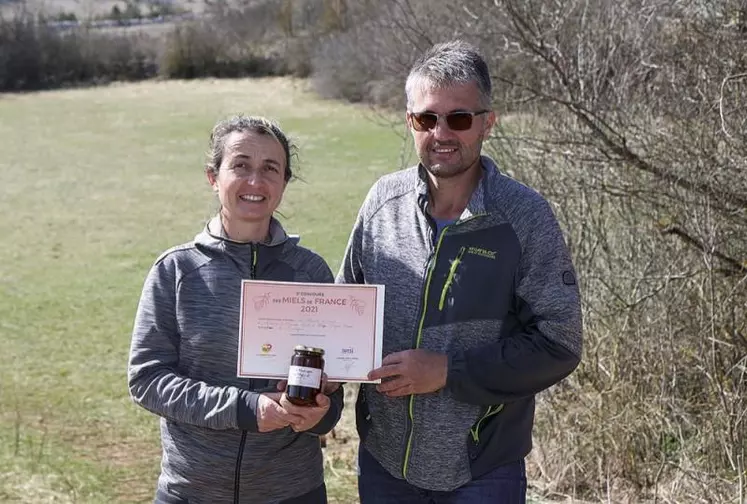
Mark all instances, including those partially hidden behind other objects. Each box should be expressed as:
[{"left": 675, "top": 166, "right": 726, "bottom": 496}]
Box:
[
  {"left": 479, "top": 1, "right": 747, "bottom": 501},
  {"left": 0, "top": 8, "right": 157, "bottom": 91},
  {"left": 310, "top": 0, "right": 448, "bottom": 107},
  {"left": 269, "top": 35, "right": 314, "bottom": 78},
  {"left": 203, "top": 0, "right": 320, "bottom": 79},
  {"left": 317, "top": 0, "right": 747, "bottom": 501},
  {"left": 310, "top": 22, "right": 390, "bottom": 104},
  {"left": 156, "top": 1, "right": 330, "bottom": 81},
  {"left": 157, "top": 20, "right": 281, "bottom": 79}
]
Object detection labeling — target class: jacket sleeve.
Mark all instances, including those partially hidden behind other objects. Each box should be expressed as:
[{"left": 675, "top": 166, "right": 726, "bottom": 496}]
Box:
[
  {"left": 306, "top": 256, "right": 345, "bottom": 434},
  {"left": 307, "top": 386, "right": 344, "bottom": 435},
  {"left": 336, "top": 199, "right": 366, "bottom": 285},
  {"left": 446, "top": 200, "right": 583, "bottom": 405},
  {"left": 127, "top": 257, "right": 263, "bottom": 431}
]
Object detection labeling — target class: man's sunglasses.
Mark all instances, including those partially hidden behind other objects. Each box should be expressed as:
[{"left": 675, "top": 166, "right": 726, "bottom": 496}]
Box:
[{"left": 409, "top": 110, "right": 490, "bottom": 132}]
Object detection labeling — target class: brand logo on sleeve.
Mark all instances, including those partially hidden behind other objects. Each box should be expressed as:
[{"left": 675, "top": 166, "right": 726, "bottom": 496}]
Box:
[
  {"left": 562, "top": 271, "right": 576, "bottom": 285},
  {"left": 467, "top": 247, "right": 497, "bottom": 260}
]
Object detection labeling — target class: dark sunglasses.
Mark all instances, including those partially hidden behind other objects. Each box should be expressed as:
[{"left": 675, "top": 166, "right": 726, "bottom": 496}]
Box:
[{"left": 409, "top": 110, "right": 490, "bottom": 132}]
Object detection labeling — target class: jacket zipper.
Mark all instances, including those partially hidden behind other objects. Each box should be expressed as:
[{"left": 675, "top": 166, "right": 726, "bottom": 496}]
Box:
[
  {"left": 401, "top": 211, "right": 489, "bottom": 478},
  {"left": 469, "top": 404, "right": 505, "bottom": 443},
  {"left": 234, "top": 245, "right": 258, "bottom": 504},
  {"left": 438, "top": 246, "right": 466, "bottom": 311},
  {"left": 402, "top": 224, "right": 451, "bottom": 479}
]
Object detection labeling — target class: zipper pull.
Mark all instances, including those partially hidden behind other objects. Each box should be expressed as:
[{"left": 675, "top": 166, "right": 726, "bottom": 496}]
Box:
[{"left": 250, "top": 245, "right": 258, "bottom": 279}]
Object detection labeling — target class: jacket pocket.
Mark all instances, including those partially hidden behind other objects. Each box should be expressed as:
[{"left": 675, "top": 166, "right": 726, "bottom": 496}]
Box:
[
  {"left": 156, "top": 487, "right": 189, "bottom": 504},
  {"left": 469, "top": 404, "right": 504, "bottom": 444},
  {"left": 355, "top": 385, "right": 372, "bottom": 442}
]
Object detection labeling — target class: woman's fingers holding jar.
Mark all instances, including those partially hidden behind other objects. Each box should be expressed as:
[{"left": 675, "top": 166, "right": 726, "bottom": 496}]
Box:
[
  {"left": 280, "top": 393, "right": 330, "bottom": 432},
  {"left": 263, "top": 391, "right": 283, "bottom": 403},
  {"left": 313, "top": 392, "right": 331, "bottom": 409},
  {"left": 257, "top": 394, "right": 303, "bottom": 432},
  {"left": 279, "top": 393, "right": 306, "bottom": 416},
  {"left": 256, "top": 394, "right": 286, "bottom": 432}
]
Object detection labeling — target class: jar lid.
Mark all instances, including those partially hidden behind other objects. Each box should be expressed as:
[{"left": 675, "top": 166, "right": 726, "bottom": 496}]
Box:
[{"left": 294, "top": 344, "right": 325, "bottom": 356}]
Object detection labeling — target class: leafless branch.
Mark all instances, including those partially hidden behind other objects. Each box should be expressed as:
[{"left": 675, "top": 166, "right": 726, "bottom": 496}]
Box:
[
  {"left": 719, "top": 72, "right": 747, "bottom": 139},
  {"left": 660, "top": 225, "right": 747, "bottom": 276}
]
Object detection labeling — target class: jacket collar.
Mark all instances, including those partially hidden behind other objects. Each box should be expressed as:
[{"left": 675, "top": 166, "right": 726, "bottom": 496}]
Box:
[
  {"left": 205, "top": 215, "right": 290, "bottom": 247},
  {"left": 195, "top": 215, "right": 298, "bottom": 275}
]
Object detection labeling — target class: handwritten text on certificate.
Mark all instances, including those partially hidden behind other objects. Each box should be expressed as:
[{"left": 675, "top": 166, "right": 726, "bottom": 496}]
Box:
[{"left": 237, "top": 280, "right": 385, "bottom": 382}]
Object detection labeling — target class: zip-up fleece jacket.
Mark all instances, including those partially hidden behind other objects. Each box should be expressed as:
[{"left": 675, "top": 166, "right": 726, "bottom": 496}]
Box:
[
  {"left": 337, "top": 156, "right": 582, "bottom": 492},
  {"left": 128, "top": 216, "right": 343, "bottom": 504}
]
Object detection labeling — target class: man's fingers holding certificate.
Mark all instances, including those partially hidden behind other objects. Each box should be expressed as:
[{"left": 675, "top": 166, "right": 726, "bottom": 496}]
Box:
[
  {"left": 374, "top": 376, "right": 413, "bottom": 396},
  {"left": 369, "top": 349, "right": 448, "bottom": 397}
]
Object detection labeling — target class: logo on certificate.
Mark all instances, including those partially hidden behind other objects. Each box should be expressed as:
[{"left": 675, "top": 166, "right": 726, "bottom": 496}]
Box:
[
  {"left": 260, "top": 343, "right": 273, "bottom": 354},
  {"left": 349, "top": 296, "right": 366, "bottom": 316},
  {"left": 254, "top": 293, "right": 271, "bottom": 311}
]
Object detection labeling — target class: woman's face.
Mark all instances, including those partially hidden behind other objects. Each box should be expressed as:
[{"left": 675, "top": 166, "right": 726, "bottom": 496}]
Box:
[{"left": 207, "top": 130, "right": 288, "bottom": 229}]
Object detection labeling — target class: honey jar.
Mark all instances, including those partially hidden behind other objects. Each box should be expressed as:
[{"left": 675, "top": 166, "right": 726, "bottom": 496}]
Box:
[{"left": 286, "top": 345, "right": 325, "bottom": 406}]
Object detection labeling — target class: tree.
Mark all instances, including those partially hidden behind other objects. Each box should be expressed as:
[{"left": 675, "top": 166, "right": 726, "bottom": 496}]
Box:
[{"left": 311, "top": 0, "right": 747, "bottom": 500}]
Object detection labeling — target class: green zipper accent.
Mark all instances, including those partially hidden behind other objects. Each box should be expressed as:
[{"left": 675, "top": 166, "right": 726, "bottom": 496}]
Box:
[
  {"left": 249, "top": 245, "right": 258, "bottom": 281},
  {"left": 402, "top": 225, "right": 451, "bottom": 479},
  {"left": 438, "top": 246, "right": 466, "bottom": 311},
  {"left": 469, "top": 404, "right": 504, "bottom": 443}
]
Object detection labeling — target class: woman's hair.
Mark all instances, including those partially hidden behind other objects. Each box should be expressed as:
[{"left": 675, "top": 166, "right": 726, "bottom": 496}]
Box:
[{"left": 205, "top": 115, "right": 296, "bottom": 182}]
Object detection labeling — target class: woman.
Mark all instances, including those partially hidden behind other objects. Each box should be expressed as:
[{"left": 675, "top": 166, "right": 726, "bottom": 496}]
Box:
[{"left": 128, "top": 115, "right": 343, "bottom": 504}]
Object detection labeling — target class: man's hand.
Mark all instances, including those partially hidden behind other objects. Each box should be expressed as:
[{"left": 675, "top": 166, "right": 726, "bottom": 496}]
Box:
[
  {"left": 276, "top": 373, "right": 341, "bottom": 395},
  {"left": 368, "top": 349, "right": 448, "bottom": 397},
  {"left": 279, "top": 393, "right": 331, "bottom": 432},
  {"left": 256, "top": 392, "right": 304, "bottom": 432}
]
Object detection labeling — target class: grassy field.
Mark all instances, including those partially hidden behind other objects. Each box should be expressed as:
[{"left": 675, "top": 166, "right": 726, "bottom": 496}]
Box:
[{"left": 0, "top": 77, "right": 414, "bottom": 503}]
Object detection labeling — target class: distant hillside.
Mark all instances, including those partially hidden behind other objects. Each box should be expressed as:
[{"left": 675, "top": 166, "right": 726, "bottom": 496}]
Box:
[{"left": 0, "top": 0, "right": 208, "bottom": 19}]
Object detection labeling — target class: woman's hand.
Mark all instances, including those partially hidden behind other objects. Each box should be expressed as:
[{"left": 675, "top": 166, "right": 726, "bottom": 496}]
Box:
[
  {"left": 279, "top": 393, "right": 331, "bottom": 432},
  {"left": 256, "top": 392, "right": 303, "bottom": 432}
]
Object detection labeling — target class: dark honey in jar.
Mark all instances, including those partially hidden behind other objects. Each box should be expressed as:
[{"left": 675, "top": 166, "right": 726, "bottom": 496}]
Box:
[{"left": 286, "top": 345, "right": 325, "bottom": 406}]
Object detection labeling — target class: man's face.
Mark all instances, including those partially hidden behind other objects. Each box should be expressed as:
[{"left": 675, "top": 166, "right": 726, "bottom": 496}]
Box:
[{"left": 407, "top": 81, "right": 495, "bottom": 180}]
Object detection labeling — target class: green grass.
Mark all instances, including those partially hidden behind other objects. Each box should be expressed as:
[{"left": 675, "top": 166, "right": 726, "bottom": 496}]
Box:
[{"left": 0, "top": 77, "right": 413, "bottom": 503}]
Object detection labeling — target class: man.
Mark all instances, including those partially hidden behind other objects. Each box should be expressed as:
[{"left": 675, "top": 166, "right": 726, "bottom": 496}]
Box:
[{"left": 337, "top": 40, "right": 583, "bottom": 503}]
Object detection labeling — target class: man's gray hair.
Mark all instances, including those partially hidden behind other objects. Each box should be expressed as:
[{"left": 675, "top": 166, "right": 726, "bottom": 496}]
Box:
[{"left": 405, "top": 40, "right": 492, "bottom": 110}]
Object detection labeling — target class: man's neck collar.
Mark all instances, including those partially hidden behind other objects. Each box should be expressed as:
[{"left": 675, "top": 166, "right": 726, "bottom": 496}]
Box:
[{"left": 424, "top": 162, "right": 484, "bottom": 220}]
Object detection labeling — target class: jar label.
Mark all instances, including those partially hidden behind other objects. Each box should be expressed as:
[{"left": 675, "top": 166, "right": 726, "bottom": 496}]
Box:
[{"left": 287, "top": 365, "right": 322, "bottom": 388}]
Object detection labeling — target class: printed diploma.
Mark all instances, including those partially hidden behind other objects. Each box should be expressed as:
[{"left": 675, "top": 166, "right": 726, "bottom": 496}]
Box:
[{"left": 237, "top": 280, "right": 385, "bottom": 382}]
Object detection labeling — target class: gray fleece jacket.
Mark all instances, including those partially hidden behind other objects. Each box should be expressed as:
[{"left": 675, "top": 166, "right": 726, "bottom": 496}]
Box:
[
  {"left": 128, "top": 216, "right": 343, "bottom": 504},
  {"left": 338, "top": 156, "right": 582, "bottom": 491}
]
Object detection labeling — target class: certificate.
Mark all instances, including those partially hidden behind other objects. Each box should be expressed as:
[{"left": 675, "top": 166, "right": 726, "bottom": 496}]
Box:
[{"left": 237, "top": 280, "right": 385, "bottom": 383}]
